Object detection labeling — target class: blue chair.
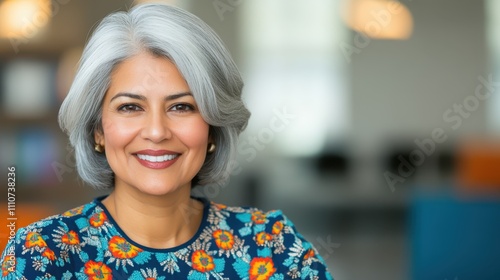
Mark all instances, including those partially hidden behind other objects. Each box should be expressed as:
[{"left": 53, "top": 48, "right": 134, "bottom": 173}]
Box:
[{"left": 411, "top": 191, "right": 500, "bottom": 280}]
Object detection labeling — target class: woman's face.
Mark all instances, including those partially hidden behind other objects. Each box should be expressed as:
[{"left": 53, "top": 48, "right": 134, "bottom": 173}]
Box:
[{"left": 95, "top": 52, "right": 210, "bottom": 196}]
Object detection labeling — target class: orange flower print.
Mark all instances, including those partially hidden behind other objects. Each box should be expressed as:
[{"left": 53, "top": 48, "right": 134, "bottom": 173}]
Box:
[
  {"left": 255, "top": 232, "right": 272, "bottom": 245},
  {"left": 61, "top": 230, "right": 80, "bottom": 245},
  {"left": 89, "top": 211, "right": 107, "bottom": 227},
  {"left": 108, "top": 236, "right": 142, "bottom": 259},
  {"left": 213, "top": 229, "right": 235, "bottom": 250},
  {"left": 42, "top": 248, "right": 56, "bottom": 261},
  {"left": 304, "top": 249, "right": 315, "bottom": 260},
  {"left": 62, "top": 205, "right": 84, "bottom": 217},
  {"left": 84, "top": 260, "right": 112, "bottom": 280},
  {"left": 25, "top": 232, "right": 47, "bottom": 248},
  {"left": 272, "top": 221, "right": 283, "bottom": 235},
  {"left": 212, "top": 202, "right": 227, "bottom": 210},
  {"left": 191, "top": 250, "right": 215, "bottom": 273},
  {"left": 1, "top": 256, "right": 15, "bottom": 277},
  {"left": 249, "top": 257, "right": 276, "bottom": 280},
  {"left": 251, "top": 211, "right": 267, "bottom": 224}
]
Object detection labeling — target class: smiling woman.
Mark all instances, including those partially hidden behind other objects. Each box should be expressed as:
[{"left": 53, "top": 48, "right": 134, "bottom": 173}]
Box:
[
  {"left": 96, "top": 53, "right": 210, "bottom": 198},
  {"left": 0, "top": 3, "right": 333, "bottom": 279}
]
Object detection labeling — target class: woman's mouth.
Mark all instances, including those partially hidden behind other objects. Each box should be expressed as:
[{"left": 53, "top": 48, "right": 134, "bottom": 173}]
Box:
[
  {"left": 136, "top": 154, "right": 178, "bottom": 162},
  {"left": 134, "top": 150, "right": 181, "bottom": 169}
]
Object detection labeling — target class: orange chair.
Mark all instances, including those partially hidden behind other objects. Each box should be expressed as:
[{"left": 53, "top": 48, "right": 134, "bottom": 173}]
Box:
[{"left": 456, "top": 137, "right": 500, "bottom": 192}]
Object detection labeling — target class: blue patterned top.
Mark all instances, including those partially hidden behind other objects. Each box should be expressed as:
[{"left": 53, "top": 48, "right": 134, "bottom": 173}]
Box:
[{"left": 1, "top": 196, "right": 333, "bottom": 279}]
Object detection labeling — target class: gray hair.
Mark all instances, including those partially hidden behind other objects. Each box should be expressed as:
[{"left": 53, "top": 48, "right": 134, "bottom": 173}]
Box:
[{"left": 58, "top": 3, "right": 250, "bottom": 189}]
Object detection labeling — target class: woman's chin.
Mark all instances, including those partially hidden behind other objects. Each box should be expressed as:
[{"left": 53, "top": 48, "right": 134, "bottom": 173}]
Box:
[{"left": 134, "top": 182, "right": 189, "bottom": 197}]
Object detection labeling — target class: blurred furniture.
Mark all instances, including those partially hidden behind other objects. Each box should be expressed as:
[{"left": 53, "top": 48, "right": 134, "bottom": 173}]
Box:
[
  {"left": 457, "top": 138, "right": 500, "bottom": 191},
  {"left": 411, "top": 191, "right": 500, "bottom": 280}
]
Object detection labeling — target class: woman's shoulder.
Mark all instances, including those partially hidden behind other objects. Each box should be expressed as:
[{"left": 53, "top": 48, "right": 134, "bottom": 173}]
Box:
[
  {"left": 206, "top": 200, "right": 299, "bottom": 241},
  {"left": 18, "top": 200, "right": 98, "bottom": 235},
  {"left": 205, "top": 200, "right": 334, "bottom": 279},
  {"left": 209, "top": 201, "right": 290, "bottom": 224},
  {"left": 7, "top": 200, "right": 100, "bottom": 256},
  {"left": 1, "top": 200, "right": 101, "bottom": 279}
]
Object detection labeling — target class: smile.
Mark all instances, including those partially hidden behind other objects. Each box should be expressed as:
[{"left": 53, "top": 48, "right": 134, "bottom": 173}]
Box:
[
  {"left": 134, "top": 149, "right": 181, "bottom": 169},
  {"left": 136, "top": 154, "right": 178, "bottom": 162}
]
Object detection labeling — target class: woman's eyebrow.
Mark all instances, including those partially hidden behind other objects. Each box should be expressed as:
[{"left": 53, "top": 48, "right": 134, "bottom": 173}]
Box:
[
  {"left": 110, "top": 92, "right": 146, "bottom": 102},
  {"left": 165, "top": 92, "right": 192, "bottom": 101},
  {"left": 109, "top": 92, "right": 192, "bottom": 102}
]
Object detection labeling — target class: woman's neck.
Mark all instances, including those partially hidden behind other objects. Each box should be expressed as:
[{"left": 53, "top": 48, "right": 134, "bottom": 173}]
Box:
[{"left": 101, "top": 186, "right": 204, "bottom": 249}]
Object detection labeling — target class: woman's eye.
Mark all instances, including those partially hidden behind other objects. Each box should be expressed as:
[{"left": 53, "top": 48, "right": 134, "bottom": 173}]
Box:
[
  {"left": 118, "top": 104, "right": 142, "bottom": 112},
  {"left": 171, "top": 103, "right": 194, "bottom": 112}
]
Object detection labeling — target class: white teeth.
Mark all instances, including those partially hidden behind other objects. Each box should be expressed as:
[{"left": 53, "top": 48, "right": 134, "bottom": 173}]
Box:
[{"left": 137, "top": 154, "right": 178, "bottom": 162}]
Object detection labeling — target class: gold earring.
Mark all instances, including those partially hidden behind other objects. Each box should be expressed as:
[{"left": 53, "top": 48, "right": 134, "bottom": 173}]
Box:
[
  {"left": 208, "top": 143, "right": 216, "bottom": 153},
  {"left": 94, "top": 144, "right": 104, "bottom": 153}
]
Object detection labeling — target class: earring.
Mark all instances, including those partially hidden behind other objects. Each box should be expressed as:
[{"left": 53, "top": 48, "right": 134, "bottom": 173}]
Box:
[
  {"left": 208, "top": 143, "right": 216, "bottom": 153},
  {"left": 94, "top": 144, "right": 104, "bottom": 153}
]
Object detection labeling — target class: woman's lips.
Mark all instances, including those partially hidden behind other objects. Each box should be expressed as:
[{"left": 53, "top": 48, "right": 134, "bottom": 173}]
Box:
[{"left": 133, "top": 150, "right": 180, "bottom": 169}]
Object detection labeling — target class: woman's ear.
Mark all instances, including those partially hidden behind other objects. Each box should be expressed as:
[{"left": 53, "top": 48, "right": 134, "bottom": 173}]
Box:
[{"left": 94, "top": 129, "right": 104, "bottom": 146}]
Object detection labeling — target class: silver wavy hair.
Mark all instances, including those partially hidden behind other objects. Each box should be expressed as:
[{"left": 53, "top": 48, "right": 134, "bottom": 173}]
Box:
[{"left": 58, "top": 3, "right": 250, "bottom": 189}]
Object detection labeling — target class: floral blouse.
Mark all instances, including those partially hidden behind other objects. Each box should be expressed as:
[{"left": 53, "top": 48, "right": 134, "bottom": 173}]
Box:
[{"left": 1, "top": 196, "right": 332, "bottom": 279}]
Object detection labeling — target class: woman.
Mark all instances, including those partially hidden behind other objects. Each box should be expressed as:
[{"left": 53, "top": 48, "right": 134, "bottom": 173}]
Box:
[{"left": 1, "top": 3, "right": 333, "bottom": 279}]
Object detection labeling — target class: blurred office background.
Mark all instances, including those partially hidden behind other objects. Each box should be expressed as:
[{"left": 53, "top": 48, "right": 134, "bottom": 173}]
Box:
[{"left": 2, "top": 0, "right": 500, "bottom": 279}]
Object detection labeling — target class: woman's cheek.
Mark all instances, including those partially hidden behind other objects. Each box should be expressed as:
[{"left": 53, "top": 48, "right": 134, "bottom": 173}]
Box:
[
  {"left": 103, "top": 118, "right": 137, "bottom": 144},
  {"left": 175, "top": 118, "right": 209, "bottom": 146}
]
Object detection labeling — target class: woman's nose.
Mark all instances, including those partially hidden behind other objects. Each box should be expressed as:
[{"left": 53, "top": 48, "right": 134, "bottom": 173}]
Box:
[{"left": 141, "top": 111, "right": 172, "bottom": 143}]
